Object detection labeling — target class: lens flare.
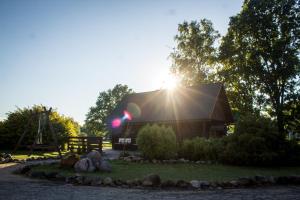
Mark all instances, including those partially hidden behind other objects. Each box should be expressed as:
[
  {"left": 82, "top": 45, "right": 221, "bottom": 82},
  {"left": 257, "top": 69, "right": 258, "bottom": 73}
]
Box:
[
  {"left": 123, "top": 110, "right": 132, "bottom": 120},
  {"left": 112, "top": 118, "right": 121, "bottom": 128},
  {"left": 127, "top": 103, "right": 141, "bottom": 118}
]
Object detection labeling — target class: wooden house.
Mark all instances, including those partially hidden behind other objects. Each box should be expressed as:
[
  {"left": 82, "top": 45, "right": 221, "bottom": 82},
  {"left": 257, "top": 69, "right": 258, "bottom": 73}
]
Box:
[{"left": 107, "top": 83, "right": 234, "bottom": 150}]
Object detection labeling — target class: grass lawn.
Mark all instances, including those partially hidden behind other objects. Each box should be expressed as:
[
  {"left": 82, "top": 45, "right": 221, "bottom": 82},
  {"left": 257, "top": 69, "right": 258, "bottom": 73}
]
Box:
[
  {"left": 31, "top": 160, "right": 300, "bottom": 182},
  {"left": 1, "top": 141, "right": 112, "bottom": 160},
  {"left": 0, "top": 150, "right": 69, "bottom": 160}
]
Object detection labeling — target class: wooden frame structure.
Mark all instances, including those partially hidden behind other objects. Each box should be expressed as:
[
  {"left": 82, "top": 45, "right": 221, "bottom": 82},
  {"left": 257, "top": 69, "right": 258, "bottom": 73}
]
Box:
[
  {"left": 13, "top": 107, "right": 62, "bottom": 158},
  {"left": 67, "top": 136, "right": 103, "bottom": 153}
]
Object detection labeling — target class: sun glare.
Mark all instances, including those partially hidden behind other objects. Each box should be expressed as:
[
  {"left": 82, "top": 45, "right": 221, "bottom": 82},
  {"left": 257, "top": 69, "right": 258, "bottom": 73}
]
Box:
[{"left": 162, "top": 73, "right": 178, "bottom": 90}]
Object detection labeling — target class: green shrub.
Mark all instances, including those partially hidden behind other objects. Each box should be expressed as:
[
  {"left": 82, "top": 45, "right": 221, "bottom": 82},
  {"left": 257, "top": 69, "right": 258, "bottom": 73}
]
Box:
[
  {"left": 179, "top": 137, "right": 223, "bottom": 161},
  {"left": 220, "top": 133, "right": 280, "bottom": 165},
  {"left": 137, "top": 124, "right": 177, "bottom": 160},
  {"left": 0, "top": 105, "right": 80, "bottom": 150},
  {"left": 220, "top": 113, "right": 300, "bottom": 166}
]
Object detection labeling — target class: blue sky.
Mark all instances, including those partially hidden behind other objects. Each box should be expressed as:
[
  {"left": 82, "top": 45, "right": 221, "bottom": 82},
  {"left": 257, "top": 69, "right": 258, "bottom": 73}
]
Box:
[{"left": 0, "top": 0, "right": 243, "bottom": 124}]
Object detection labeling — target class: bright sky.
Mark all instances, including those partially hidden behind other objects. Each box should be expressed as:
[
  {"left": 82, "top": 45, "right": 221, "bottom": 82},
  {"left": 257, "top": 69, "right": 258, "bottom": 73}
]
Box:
[{"left": 0, "top": 0, "right": 243, "bottom": 124}]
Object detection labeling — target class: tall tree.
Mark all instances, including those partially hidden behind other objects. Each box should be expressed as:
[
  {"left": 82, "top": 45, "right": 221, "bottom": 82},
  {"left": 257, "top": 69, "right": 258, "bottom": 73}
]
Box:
[
  {"left": 219, "top": 0, "right": 300, "bottom": 133},
  {"left": 170, "top": 19, "right": 220, "bottom": 86},
  {"left": 84, "top": 84, "right": 133, "bottom": 136}
]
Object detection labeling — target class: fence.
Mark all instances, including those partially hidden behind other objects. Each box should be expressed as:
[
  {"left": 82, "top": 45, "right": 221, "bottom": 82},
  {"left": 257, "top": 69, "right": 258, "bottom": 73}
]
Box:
[{"left": 67, "top": 137, "right": 103, "bottom": 153}]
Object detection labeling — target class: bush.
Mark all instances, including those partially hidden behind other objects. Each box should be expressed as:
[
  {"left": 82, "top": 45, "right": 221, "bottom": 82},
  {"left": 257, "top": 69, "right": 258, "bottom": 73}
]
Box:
[
  {"left": 179, "top": 137, "right": 223, "bottom": 161},
  {"left": 221, "top": 113, "right": 300, "bottom": 166},
  {"left": 220, "top": 133, "right": 280, "bottom": 165},
  {"left": 0, "top": 105, "right": 80, "bottom": 149},
  {"left": 137, "top": 124, "right": 177, "bottom": 160},
  {"left": 178, "top": 113, "right": 300, "bottom": 166}
]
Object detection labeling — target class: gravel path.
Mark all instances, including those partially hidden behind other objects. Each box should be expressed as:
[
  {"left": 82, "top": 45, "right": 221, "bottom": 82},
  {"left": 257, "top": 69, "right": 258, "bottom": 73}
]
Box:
[{"left": 1, "top": 162, "right": 300, "bottom": 200}]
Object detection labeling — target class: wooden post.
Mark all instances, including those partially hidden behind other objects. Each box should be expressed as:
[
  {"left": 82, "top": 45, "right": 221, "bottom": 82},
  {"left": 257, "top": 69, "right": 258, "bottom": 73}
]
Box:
[
  {"left": 46, "top": 107, "right": 62, "bottom": 158},
  {"left": 99, "top": 137, "right": 103, "bottom": 153},
  {"left": 13, "top": 110, "right": 35, "bottom": 153}
]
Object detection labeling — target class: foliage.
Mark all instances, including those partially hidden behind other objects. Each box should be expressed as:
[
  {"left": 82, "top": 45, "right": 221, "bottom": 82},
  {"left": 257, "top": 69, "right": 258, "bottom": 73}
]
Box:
[
  {"left": 219, "top": 0, "right": 300, "bottom": 133},
  {"left": 170, "top": 19, "right": 220, "bottom": 85},
  {"left": 137, "top": 124, "right": 177, "bottom": 160},
  {"left": 178, "top": 114, "right": 300, "bottom": 166},
  {"left": 170, "top": 0, "right": 300, "bottom": 133},
  {"left": 221, "top": 114, "right": 300, "bottom": 166},
  {"left": 84, "top": 84, "right": 133, "bottom": 136},
  {"left": 284, "top": 97, "right": 300, "bottom": 134},
  {"left": 178, "top": 137, "right": 223, "bottom": 161},
  {"left": 0, "top": 105, "right": 80, "bottom": 149}
]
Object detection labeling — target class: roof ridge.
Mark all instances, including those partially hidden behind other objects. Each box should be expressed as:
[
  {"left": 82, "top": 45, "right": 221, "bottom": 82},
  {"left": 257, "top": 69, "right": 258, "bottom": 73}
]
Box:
[{"left": 129, "top": 82, "right": 223, "bottom": 96}]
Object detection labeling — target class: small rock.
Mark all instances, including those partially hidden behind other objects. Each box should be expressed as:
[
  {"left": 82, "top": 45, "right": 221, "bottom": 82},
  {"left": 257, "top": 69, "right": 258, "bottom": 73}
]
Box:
[
  {"left": 190, "top": 180, "right": 200, "bottom": 189},
  {"left": 237, "top": 177, "right": 254, "bottom": 186},
  {"left": 142, "top": 174, "right": 161, "bottom": 187},
  {"left": 65, "top": 176, "right": 77, "bottom": 184},
  {"left": 91, "top": 177, "right": 102, "bottom": 186},
  {"left": 176, "top": 180, "right": 190, "bottom": 188},
  {"left": 178, "top": 158, "right": 188, "bottom": 163},
  {"left": 60, "top": 154, "right": 79, "bottom": 168},
  {"left": 288, "top": 176, "right": 300, "bottom": 184},
  {"left": 199, "top": 181, "right": 210, "bottom": 189},
  {"left": 17, "top": 165, "right": 31, "bottom": 174},
  {"left": 103, "top": 177, "right": 113, "bottom": 186},
  {"left": 131, "top": 156, "right": 142, "bottom": 162},
  {"left": 114, "top": 179, "right": 124, "bottom": 186},
  {"left": 124, "top": 157, "right": 131, "bottom": 162},
  {"left": 75, "top": 176, "right": 85, "bottom": 184},
  {"left": 267, "top": 176, "right": 276, "bottom": 184},
  {"left": 126, "top": 179, "right": 136, "bottom": 186},
  {"left": 254, "top": 176, "right": 269, "bottom": 185},
  {"left": 82, "top": 176, "right": 94, "bottom": 185},
  {"left": 229, "top": 180, "right": 238, "bottom": 187},
  {"left": 142, "top": 180, "right": 153, "bottom": 187},
  {"left": 161, "top": 180, "right": 176, "bottom": 188}
]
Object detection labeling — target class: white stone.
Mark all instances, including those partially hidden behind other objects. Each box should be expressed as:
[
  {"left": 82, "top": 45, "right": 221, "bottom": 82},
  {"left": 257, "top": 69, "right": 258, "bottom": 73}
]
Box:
[{"left": 190, "top": 180, "right": 200, "bottom": 188}]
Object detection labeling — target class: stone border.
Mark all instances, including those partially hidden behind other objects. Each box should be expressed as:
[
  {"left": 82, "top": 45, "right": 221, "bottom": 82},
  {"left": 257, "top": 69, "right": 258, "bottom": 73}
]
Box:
[{"left": 14, "top": 162, "right": 300, "bottom": 190}]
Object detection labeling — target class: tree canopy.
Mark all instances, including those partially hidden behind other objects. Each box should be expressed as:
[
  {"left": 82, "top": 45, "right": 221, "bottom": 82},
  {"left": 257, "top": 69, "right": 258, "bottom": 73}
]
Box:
[
  {"left": 170, "top": 19, "right": 220, "bottom": 86},
  {"left": 219, "top": 0, "right": 300, "bottom": 133},
  {"left": 83, "top": 84, "right": 133, "bottom": 136},
  {"left": 170, "top": 0, "right": 300, "bottom": 134}
]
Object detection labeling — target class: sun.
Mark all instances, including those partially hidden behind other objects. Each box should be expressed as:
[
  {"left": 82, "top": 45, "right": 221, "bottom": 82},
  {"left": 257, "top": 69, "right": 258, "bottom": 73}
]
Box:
[{"left": 162, "top": 73, "right": 178, "bottom": 90}]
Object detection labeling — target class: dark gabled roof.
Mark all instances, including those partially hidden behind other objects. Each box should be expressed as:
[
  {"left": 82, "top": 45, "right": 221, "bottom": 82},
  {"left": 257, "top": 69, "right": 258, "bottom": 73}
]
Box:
[{"left": 107, "top": 83, "right": 234, "bottom": 126}]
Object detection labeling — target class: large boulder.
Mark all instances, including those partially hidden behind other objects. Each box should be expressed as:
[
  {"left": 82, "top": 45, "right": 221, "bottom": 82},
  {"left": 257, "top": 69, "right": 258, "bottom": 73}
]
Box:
[
  {"left": 142, "top": 174, "right": 161, "bottom": 187},
  {"left": 60, "top": 154, "right": 79, "bottom": 168},
  {"left": 86, "top": 151, "right": 102, "bottom": 169},
  {"left": 74, "top": 158, "right": 95, "bottom": 172},
  {"left": 98, "top": 160, "right": 112, "bottom": 172}
]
